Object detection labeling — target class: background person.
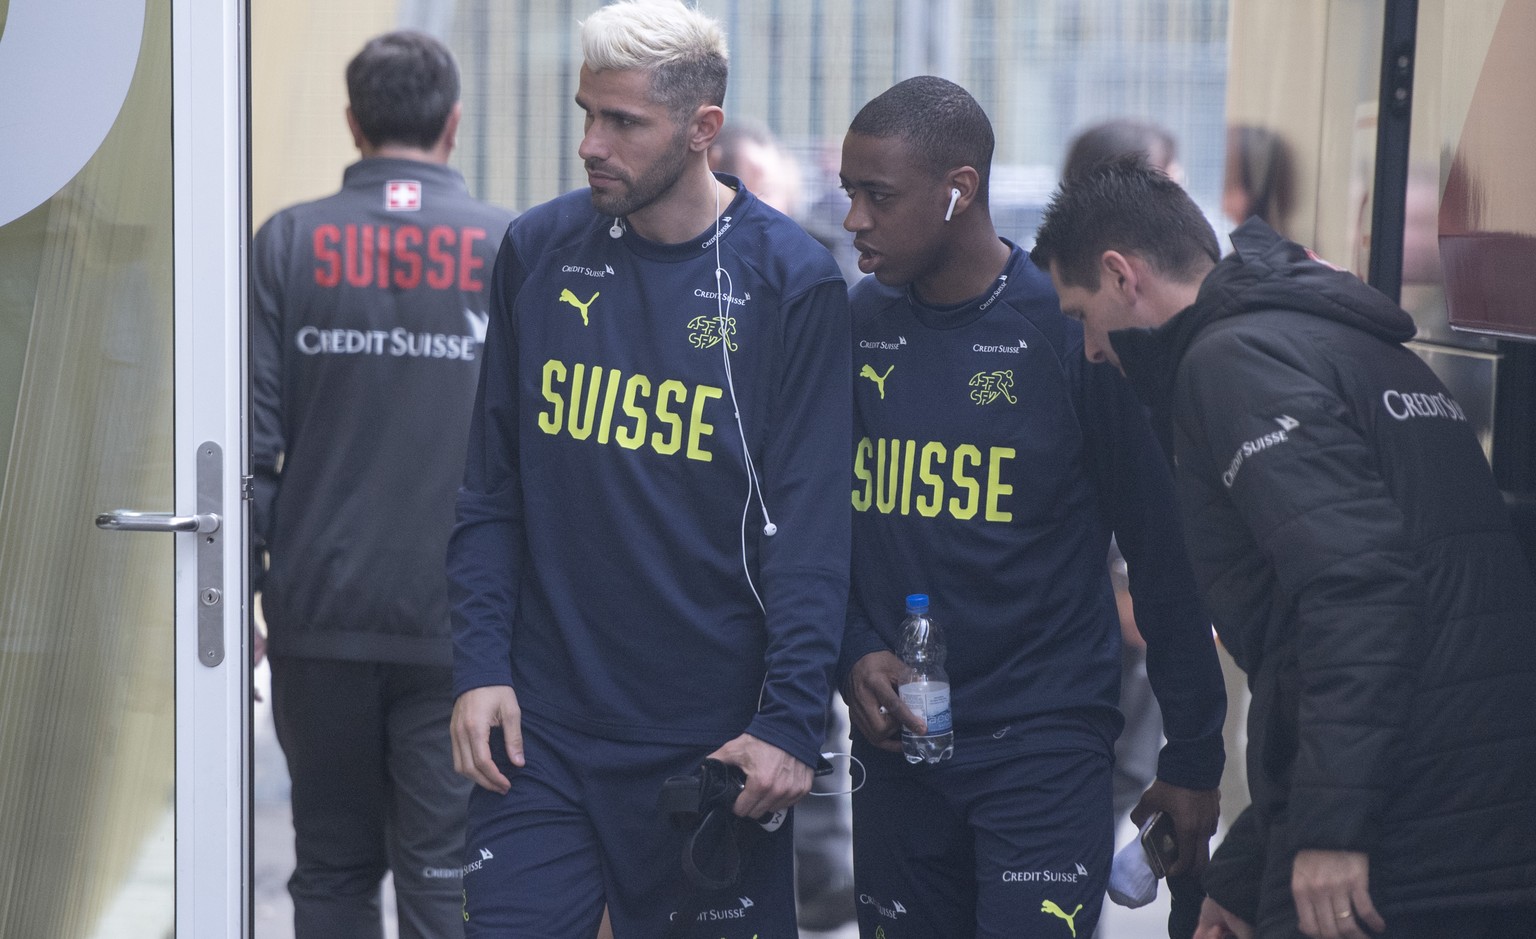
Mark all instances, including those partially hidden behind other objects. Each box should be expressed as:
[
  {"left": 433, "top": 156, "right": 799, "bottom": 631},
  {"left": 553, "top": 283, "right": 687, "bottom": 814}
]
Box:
[
  {"left": 1031, "top": 156, "right": 1536, "bottom": 939},
  {"left": 251, "top": 30, "right": 514, "bottom": 939},
  {"left": 1221, "top": 125, "right": 1293, "bottom": 234},
  {"left": 445, "top": 1, "right": 852, "bottom": 935},
  {"left": 1062, "top": 116, "right": 1223, "bottom": 939},
  {"left": 837, "top": 77, "right": 1226, "bottom": 939}
]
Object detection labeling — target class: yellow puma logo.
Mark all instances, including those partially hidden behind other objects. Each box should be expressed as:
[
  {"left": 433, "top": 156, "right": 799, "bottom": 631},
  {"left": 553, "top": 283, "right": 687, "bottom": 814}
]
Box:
[
  {"left": 859, "top": 363, "right": 895, "bottom": 399},
  {"left": 1041, "top": 900, "right": 1083, "bottom": 937},
  {"left": 558, "top": 288, "right": 599, "bottom": 326}
]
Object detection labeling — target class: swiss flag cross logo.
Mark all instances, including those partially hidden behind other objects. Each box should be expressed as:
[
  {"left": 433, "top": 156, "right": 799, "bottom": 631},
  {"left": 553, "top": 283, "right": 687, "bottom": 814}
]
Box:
[{"left": 384, "top": 180, "right": 422, "bottom": 211}]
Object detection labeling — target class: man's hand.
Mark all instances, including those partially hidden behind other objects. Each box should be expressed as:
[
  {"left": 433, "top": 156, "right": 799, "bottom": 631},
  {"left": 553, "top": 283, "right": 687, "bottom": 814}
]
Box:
[
  {"left": 1292, "top": 849, "right": 1385, "bottom": 939},
  {"left": 450, "top": 685, "right": 522, "bottom": 795},
  {"left": 1131, "top": 779, "right": 1221, "bottom": 878},
  {"left": 1193, "top": 897, "right": 1254, "bottom": 939},
  {"left": 841, "top": 650, "right": 921, "bottom": 753},
  {"left": 706, "top": 734, "right": 812, "bottom": 821}
]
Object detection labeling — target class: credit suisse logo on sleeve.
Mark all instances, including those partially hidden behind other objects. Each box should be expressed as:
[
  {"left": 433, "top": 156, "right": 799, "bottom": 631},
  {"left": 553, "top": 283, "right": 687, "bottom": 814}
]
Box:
[{"left": 384, "top": 179, "right": 422, "bottom": 212}]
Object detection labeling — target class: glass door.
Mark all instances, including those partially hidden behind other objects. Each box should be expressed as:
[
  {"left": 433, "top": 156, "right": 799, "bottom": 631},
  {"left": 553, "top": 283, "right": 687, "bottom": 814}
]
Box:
[{"left": 0, "top": 0, "right": 248, "bottom": 936}]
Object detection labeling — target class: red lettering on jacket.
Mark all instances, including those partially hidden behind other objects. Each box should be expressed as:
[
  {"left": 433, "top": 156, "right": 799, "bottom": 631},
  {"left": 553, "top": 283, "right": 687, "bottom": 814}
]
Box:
[{"left": 309, "top": 223, "right": 485, "bottom": 291}]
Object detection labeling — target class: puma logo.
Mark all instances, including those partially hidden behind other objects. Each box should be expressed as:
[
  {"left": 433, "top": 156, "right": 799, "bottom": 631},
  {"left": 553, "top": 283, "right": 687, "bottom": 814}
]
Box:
[
  {"left": 558, "top": 288, "right": 599, "bottom": 326},
  {"left": 1041, "top": 900, "right": 1083, "bottom": 937},
  {"left": 859, "top": 363, "right": 894, "bottom": 399}
]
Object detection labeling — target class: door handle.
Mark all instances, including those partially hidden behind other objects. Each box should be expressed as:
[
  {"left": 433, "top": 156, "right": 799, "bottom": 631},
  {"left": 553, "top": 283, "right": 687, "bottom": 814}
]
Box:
[
  {"left": 93, "top": 442, "right": 225, "bottom": 666},
  {"left": 95, "top": 509, "right": 221, "bottom": 533}
]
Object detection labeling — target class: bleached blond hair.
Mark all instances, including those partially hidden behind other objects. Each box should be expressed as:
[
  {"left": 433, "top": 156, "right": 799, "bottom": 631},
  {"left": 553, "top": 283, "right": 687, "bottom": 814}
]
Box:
[{"left": 580, "top": 0, "right": 728, "bottom": 120}]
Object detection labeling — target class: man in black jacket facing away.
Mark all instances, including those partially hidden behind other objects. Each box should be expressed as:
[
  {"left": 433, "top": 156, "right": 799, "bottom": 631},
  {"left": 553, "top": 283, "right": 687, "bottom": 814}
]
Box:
[
  {"left": 252, "top": 31, "right": 514, "bottom": 938},
  {"left": 1031, "top": 157, "right": 1536, "bottom": 939}
]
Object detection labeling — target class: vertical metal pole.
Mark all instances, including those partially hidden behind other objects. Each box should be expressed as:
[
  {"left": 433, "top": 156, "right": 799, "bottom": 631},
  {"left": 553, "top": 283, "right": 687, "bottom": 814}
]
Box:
[
  {"left": 1367, "top": 0, "right": 1418, "bottom": 304},
  {"left": 558, "top": 0, "right": 575, "bottom": 196},
  {"left": 473, "top": 0, "right": 489, "bottom": 198}
]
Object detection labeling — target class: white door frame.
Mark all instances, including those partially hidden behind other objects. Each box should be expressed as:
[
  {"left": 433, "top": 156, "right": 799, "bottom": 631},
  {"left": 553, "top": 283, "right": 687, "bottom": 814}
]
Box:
[{"left": 174, "top": 0, "right": 249, "bottom": 934}]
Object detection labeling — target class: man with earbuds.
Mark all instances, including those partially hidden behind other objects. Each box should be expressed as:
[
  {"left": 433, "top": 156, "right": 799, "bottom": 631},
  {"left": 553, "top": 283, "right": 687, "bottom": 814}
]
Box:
[
  {"left": 836, "top": 76, "right": 1227, "bottom": 939},
  {"left": 445, "top": 1, "right": 851, "bottom": 935}
]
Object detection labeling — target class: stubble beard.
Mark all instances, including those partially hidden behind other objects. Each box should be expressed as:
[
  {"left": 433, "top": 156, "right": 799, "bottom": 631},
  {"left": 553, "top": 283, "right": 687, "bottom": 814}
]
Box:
[{"left": 588, "top": 125, "right": 693, "bottom": 220}]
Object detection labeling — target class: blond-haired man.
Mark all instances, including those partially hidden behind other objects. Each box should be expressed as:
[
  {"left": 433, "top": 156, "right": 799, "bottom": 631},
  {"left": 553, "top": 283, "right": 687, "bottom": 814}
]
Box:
[{"left": 446, "top": 2, "right": 851, "bottom": 934}]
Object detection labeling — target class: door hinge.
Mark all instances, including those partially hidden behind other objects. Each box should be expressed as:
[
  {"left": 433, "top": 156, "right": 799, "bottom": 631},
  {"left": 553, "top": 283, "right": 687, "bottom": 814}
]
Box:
[{"left": 241, "top": 474, "right": 254, "bottom": 500}]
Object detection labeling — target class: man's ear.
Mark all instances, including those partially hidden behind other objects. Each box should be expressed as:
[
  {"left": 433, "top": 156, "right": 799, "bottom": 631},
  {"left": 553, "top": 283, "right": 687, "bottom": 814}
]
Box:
[
  {"left": 345, "top": 106, "right": 368, "bottom": 152},
  {"left": 437, "top": 102, "right": 463, "bottom": 155},
  {"left": 1100, "top": 250, "right": 1139, "bottom": 297},
  {"left": 689, "top": 105, "right": 726, "bottom": 153},
  {"left": 944, "top": 166, "right": 982, "bottom": 217}
]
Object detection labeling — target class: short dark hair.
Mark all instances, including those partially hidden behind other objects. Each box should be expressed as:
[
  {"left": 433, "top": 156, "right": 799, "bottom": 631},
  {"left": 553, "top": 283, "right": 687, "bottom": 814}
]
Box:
[
  {"left": 1062, "top": 118, "right": 1178, "bottom": 182},
  {"left": 1031, "top": 155, "right": 1220, "bottom": 289},
  {"left": 1225, "top": 124, "right": 1294, "bottom": 230},
  {"left": 849, "top": 76, "right": 995, "bottom": 200},
  {"left": 345, "top": 31, "right": 460, "bottom": 150}
]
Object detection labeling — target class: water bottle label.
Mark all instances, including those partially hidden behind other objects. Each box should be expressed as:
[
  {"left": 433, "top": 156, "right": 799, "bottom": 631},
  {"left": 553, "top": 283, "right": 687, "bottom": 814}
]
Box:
[{"left": 899, "top": 682, "right": 952, "bottom": 733}]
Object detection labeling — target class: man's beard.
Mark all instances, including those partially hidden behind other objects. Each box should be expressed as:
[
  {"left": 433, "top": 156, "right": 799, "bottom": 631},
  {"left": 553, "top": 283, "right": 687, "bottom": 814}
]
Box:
[{"left": 588, "top": 127, "right": 692, "bottom": 220}]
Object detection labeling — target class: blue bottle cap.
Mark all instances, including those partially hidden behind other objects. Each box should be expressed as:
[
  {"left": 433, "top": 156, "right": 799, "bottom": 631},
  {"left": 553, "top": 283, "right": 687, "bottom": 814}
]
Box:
[{"left": 905, "top": 593, "right": 929, "bottom": 614}]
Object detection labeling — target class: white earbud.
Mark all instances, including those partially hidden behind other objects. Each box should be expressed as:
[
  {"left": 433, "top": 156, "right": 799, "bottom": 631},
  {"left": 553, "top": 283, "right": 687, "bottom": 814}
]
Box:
[
  {"left": 944, "top": 187, "right": 961, "bottom": 222},
  {"left": 610, "top": 218, "right": 624, "bottom": 238},
  {"left": 762, "top": 521, "right": 777, "bottom": 537}
]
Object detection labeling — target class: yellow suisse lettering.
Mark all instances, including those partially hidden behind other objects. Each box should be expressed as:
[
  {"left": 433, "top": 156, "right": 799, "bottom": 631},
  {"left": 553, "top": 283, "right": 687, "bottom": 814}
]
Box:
[
  {"left": 686, "top": 386, "right": 722, "bottom": 461},
  {"left": 985, "top": 447, "right": 1015, "bottom": 522},
  {"left": 851, "top": 438, "right": 873, "bottom": 511},
  {"left": 615, "top": 373, "right": 651, "bottom": 449},
  {"left": 538, "top": 359, "right": 567, "bottom": 434},
  {"left": 949, "top": 445, "right": 981, "bottom": 520},
  {"left": 916, "top": 441, "right": 945, "bottom": 517},
  {"left": 567, "top": 364, "right": 602, "bottom": 441},
  {"left": 596, "top": 367, "right": 623, "bottom": 445},
  {"left": 652, "top": 379, "right": 686, "bottom": 455}
]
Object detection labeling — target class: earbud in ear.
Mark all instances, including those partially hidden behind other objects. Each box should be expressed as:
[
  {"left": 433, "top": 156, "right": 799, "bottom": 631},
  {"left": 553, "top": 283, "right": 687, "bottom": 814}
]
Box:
[{"left": 944, "top": 188, "right": 961, "bottom": 222}]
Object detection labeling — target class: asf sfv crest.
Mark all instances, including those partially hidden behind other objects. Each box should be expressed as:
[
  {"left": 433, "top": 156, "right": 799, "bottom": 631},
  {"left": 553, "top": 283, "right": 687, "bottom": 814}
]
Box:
[
  {"left": 969, "top": 369, "right": 1017, "bottom": 405},
  {"left": 687, "top": 314, "right": 738, "bottom": 352}
]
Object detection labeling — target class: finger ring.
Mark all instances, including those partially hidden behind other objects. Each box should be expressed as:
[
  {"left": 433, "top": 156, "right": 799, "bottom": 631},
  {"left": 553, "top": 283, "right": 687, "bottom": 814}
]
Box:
[{"left": 1336, "top": 910, "right": 1353, "bottom": 919}]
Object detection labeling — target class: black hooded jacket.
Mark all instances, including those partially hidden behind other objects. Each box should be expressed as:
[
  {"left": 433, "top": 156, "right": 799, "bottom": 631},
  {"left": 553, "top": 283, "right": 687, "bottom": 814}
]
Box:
[{"left": 1112, "top": 220, "right": 1536, "bottom": 921}]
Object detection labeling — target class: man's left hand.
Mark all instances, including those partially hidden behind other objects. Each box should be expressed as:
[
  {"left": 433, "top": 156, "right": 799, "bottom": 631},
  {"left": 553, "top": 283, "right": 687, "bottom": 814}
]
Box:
[
  {"left": 706, "top": 733, "right": 812, "bottom": 821},
  {"left": 1131, "top": 779, "right": 1220, "bottom": 878},
  {"left": 1292, "top": 849, "right": 1386, "bottom": 939}
]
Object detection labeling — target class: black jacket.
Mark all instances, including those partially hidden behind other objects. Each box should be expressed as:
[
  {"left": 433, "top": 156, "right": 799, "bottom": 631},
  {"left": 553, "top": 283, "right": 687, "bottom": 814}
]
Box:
[
  {"left": 252, "top": 158, "right": 514, "bottom": 664},
  {"left": 1113, "top": 220, "right": 1536, "bottom": 920}
]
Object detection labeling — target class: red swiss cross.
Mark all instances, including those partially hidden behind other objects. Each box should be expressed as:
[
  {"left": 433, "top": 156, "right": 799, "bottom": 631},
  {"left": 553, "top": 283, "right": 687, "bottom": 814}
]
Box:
[{"left": 384, "top": 180, "right": 422, "bottom": 212}]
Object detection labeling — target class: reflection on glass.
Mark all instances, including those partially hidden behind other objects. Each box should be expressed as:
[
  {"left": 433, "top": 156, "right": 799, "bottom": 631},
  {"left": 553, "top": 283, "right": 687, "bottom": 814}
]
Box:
[{"left": 0, "top": 1, "right": 175, "bottom": 936}]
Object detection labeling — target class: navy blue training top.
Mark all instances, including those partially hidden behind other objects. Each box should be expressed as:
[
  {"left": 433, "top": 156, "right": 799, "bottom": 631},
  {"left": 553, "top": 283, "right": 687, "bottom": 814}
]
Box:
[
  {"left": 842, "top": 243, "right": 1224, "bottom": 787},
  {"left": 448, "top": 178, "right": 852, "bottom": 767}
]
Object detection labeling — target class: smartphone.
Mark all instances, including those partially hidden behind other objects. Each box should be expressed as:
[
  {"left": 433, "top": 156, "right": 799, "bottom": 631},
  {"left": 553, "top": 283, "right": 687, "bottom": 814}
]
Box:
[{"left": 1139, "top": 811, "right": 1178, "bottom": 878}]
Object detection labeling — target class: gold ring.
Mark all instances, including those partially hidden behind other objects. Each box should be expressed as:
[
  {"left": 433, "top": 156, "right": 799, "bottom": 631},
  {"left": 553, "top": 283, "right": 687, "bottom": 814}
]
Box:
[{"left": 1336, "top": 910, "right": 1353, "bottom": 920}]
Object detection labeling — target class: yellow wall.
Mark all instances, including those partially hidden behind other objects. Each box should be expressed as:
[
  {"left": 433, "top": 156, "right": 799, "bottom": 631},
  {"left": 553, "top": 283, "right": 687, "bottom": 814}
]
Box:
[{"left": 250, "top": 1, "right": 398, "bottom": 229}]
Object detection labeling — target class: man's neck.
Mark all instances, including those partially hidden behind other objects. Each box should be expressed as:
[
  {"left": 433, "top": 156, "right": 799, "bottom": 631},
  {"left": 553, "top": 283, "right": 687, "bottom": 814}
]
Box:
[
  {"left": 913, "top": 222, "right": 1012, "bottom": 306},
  {"left": 360, "top": 142, "right": 450, "bottom": 165},
  {"left": 627, "top": 163, "right": 735, "bottom": 245}
]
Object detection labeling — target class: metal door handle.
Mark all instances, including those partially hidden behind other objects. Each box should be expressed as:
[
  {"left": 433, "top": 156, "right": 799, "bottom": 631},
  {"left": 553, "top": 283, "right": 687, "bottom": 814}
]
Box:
[
  {"left": 95, "top": 509, "right": 221, "bottom": 534},
  {"left": 92, "top": 442, "right": 226, "bottom": 666}
]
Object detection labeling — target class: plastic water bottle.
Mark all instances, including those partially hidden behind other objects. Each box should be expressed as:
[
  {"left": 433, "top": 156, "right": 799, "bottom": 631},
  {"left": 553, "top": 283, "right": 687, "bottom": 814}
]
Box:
[{"left": 898, "top": 594, "right": 953, "bottom": 764}]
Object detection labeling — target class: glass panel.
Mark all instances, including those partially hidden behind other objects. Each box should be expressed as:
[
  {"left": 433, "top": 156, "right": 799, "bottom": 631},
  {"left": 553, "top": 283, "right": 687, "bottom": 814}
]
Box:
[
  {"left": 0, "top": 1, "right": 175, "bottom": 936},
  {"left": 253, "top": 0, "right": 1232, "bottom": 246}
]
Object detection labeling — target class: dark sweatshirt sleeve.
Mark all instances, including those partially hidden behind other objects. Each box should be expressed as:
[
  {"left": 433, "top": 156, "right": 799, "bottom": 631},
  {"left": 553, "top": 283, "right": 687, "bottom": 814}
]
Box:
[
  {"left": 1202, "top": 805, "right": 1265, "bottom": 925},
  {"left": 1083, "top": 360, "right": 1226, "bottom": 790},
  {"left": 447, "top": 234, "right": 528, "bottom": 698},
  {"left": 742, "top": 277, "right": 853, "bottom": 768},
  {"left": 249, "top": 214, "right": 290, "bottom": 594},
  {"left": 837, "top": 596, "right": 890, "bottom": 689},
  {"left": 1176, "top": 330, "right": 1421, "bottom": 853}
]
